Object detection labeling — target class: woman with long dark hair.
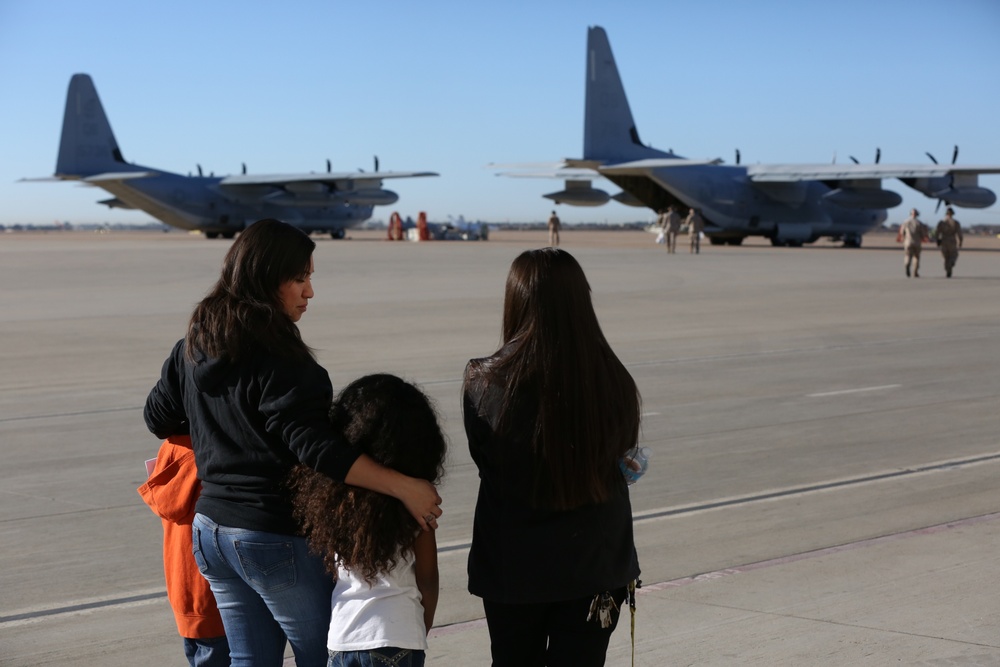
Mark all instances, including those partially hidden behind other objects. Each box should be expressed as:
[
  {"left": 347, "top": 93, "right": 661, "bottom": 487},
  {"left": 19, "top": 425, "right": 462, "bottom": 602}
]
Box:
[
  {"left": 144, "top": 219, "right": 442, "bottom": 667},
  {"left": 462, "top": 247, "right": 642, "bottom": 666}
]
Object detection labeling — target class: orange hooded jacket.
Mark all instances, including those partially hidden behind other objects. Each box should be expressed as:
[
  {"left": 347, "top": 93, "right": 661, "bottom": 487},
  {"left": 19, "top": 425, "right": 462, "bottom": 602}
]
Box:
[{"left": 138, "top": 435, "right": 225, "bottom": 639}]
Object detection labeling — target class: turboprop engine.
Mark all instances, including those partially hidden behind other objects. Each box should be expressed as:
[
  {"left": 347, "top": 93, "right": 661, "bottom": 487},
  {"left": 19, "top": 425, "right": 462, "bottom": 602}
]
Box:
[
  {"left": 822, "top": 188, "right": 903, "bottom": 209},
  {"left": 543, "top": 179, "right": 611, "bottom": 206}
]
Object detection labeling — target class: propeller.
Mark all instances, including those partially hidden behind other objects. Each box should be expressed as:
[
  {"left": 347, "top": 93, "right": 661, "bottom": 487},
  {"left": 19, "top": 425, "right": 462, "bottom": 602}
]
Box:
[
  {"left": 374, "top": 155, "right": 380, "bottom": 172},
  {"left": 197, "top": 164, "right": 203, "bottom": 177},
  {"left": 326, "top": 159, "right": 331, "bottom": 173},
  {"left": 849, "top": 148, "right": 879, "bottom": 164},
  {"left": 735, "top": 149, "right": 740, "bottom": 165},
  {"left": 242, "top": 162, "right": 246, "bottom": 175},
  {"left": 927, "top": 145, "right": 959, "bottom": 211}
]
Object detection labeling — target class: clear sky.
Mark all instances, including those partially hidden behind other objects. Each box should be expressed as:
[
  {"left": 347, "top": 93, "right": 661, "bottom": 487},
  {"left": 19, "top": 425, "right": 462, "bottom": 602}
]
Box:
[{"left": 2, "top": 0, "right": 999, "bottom": 227}]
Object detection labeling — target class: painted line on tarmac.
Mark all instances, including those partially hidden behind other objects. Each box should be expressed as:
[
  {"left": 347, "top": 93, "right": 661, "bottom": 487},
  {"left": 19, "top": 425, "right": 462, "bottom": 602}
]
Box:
[
  {"left": 642, "top": 511, "right": 1000, "bottom": 593},
  {"left": 430, "top": 511, "right": 1000, "bottom": 638},
  {"left": 807, "top": 384, "right": 901, "bottom": 397},
  {"left": 630, "top": 451, "right": 1000, "bottom": 524},
  {"left": 0, "top": 592, "right": 165, "bottom": 628},
  {"left": 0, "top": 405, "right": 139, "bottom": 423},
  {"left": 9, "top": 453, "right": 998, "bottom": 629},
  {"left": 440, "top": 451, "right": 1000, "bottom": 554}
]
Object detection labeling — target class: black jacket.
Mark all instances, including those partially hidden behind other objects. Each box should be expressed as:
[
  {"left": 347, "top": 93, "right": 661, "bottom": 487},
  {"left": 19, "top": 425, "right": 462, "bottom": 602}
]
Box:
[
  {"left": 144, "top": 338, "right": 359, "bottom": 534},
  {"left": 462, "top": 360, "right": 640, "bottom": 604}
]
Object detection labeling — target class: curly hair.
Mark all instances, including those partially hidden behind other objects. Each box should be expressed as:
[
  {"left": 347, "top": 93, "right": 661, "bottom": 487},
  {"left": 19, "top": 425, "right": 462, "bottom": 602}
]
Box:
[{"left": 288, "top": 374, "right": 446, "bottom": 584}]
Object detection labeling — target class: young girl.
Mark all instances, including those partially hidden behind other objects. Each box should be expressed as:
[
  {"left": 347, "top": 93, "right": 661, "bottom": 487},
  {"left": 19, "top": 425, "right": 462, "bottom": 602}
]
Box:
[{"left": 288, "top": 374, "right": 447, "bottom": 667}]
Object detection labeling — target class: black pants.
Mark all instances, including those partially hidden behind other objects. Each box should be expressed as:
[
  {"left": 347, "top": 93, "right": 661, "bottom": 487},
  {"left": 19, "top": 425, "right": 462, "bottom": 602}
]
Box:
[{"left": 483, "top": 587, "right": 627, "bottom": 667}]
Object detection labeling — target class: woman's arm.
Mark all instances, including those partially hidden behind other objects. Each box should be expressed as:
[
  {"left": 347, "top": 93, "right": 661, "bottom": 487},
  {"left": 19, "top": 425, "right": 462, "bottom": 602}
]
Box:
[
  {"left": 144, "top": 340, "right": 189, "bottom": 438},
  {"left": 344, "top": 455, "right": 442, "bottom": 531},
  {"left": 412, "top": 529, "right": 439, "bottom": 633}
]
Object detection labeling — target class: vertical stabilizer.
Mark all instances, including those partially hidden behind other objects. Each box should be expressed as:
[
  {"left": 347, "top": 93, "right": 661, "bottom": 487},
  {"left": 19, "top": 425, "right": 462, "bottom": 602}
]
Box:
[
  {"left": 583, "top": 27, "right": 673, "bottom": 163},
  {"left": 56, "top": 74, "right": 136, "bottom": 177}
]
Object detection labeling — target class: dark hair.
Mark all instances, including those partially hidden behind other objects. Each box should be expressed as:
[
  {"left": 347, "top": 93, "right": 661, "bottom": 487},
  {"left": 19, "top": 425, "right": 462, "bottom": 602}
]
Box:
[
  {"left": 288, "top": 374, "right": 446, "bottom": 583},
  {"left": 468, "top": 248, "right": 641, "bottom": 510},
  {"left": 186, "top": 219, "right": 315, "bottom": 362}
]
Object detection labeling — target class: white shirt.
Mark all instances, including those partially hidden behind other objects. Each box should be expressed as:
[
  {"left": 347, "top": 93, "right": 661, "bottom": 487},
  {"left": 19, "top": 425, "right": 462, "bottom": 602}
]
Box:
[{"left": 327, "top": 550, "right": 427, "bottom": 651}]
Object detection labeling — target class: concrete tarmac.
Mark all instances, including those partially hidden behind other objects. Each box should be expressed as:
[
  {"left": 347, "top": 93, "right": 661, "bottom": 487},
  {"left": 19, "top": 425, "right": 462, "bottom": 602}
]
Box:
[{"left": 1, "top": 228, "right": 998, "bottom": 666}]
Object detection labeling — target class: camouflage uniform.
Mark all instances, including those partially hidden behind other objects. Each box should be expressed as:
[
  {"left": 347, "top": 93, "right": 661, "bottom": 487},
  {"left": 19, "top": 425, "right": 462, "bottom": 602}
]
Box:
[
  {"left": 935, "top": 212, "right": 963, "bottom": 278},
  {"left": 686, "top": 209, "right": 704, "bottom": 254},
  {"left": 662, "top": 208, "right": 682, "bottom": 253}
]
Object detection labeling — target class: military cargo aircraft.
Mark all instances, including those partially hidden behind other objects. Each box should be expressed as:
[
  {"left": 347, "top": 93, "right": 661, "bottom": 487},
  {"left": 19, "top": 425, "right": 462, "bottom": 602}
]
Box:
[
  {"left": 499, "top": 27, "right": 1000, "bottom": 247},
  {"left": 22, "top": 74, "right": 437, "bottom": 239}
]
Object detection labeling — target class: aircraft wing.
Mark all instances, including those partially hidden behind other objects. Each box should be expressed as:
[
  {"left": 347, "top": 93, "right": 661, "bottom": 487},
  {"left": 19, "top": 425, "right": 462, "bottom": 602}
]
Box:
[
  {"left": 218, "top": 171, "right": 437, "bottom": 187},
  {"left": 19, "top": 171, "right": 156, "bottom": 183},
  {"left": 746, "top": 164, "right": 1000, "bottom": 182}
]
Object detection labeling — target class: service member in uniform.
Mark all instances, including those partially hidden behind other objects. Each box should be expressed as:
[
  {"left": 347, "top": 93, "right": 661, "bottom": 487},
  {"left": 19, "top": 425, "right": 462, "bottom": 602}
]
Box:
[{"left": 935, "top": 207, "right": 963, "bottom": 278}]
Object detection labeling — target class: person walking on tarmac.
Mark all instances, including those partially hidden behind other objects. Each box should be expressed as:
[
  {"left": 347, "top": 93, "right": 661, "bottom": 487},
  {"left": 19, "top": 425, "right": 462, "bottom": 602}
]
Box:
[
  {"left": 935, "top": 207, "right": 964, "bottom": 278},
  {"left": 685, "top": 208, "right": 704, "bottom": 254},
  {"left": 897, "top": 209, "right": 930, "bottom": 278},
  {"left": 662, "top": 205, "right": 682, "bottom": 253},
  {"left": 547, "top": 210, "right": 561, "bottom": 247}
]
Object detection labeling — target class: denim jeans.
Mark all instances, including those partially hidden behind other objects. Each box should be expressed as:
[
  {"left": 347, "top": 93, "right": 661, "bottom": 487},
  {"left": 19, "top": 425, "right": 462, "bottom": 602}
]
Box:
[
  {"left": 192, "top": 513, "right": 334, "bottom": 667},
  {"left": 328, "top": 648, "right": 425, "bottom": 667},
  {"left": 183, "top": 635, "right": 231, "bottom": 667}
]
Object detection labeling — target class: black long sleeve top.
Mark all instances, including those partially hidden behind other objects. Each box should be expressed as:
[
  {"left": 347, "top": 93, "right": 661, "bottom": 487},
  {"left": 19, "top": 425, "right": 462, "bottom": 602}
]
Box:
[
  {"left": 462, "top": 360, "right": 640, "bottom": 604},
  {"left": 144, "top": 338, "right": 360, "bottom": 534}
]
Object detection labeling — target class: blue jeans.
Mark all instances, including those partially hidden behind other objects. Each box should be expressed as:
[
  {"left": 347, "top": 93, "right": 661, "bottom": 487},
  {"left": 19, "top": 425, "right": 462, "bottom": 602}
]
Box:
[
  {"left": 192, "top": 513, "right": 334, "bottom": 667},
  {"left": 328, "top": 648, "right": 425, "bottom": 667},
  {"left": 183, "top": 635, "right": 231, "bottom": 667}
]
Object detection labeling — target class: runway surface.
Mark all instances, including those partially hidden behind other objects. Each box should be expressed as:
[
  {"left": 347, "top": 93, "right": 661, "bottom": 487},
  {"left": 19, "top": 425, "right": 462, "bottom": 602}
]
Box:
[{"left": 1, "top": 228, "right": 998, "bottom": 665}]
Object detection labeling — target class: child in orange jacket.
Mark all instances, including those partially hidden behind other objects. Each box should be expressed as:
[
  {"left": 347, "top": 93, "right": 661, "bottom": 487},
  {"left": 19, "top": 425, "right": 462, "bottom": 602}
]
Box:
[{"left": 139, "top": 435, "right": 230, "bottom": 667}]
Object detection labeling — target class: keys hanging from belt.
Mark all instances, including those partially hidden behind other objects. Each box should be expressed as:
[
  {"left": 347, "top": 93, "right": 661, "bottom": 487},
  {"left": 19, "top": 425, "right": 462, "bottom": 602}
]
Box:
[{"left": 586, "top": 590, "right": 619, "bottom": 629}]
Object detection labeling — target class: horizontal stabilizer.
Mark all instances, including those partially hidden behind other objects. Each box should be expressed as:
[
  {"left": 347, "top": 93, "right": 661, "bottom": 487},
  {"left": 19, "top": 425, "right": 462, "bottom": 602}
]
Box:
[
  {"left": 495, "top": 168, "right": 601, "bottom": 180},
  {"left": 83, "top": 171, "right": 156, "bottom": 183},
  {"left": 599, "top": 158, "right": 724, "bottom": 174}
]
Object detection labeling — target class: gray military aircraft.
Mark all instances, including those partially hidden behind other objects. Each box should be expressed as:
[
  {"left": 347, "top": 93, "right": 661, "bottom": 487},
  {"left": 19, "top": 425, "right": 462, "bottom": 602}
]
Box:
[
  {"left": 500, "top": 26, "right": 1000, "bottom": 247},
  {"left": 23, "top": 74, "right": 437, "bottom": 239}
]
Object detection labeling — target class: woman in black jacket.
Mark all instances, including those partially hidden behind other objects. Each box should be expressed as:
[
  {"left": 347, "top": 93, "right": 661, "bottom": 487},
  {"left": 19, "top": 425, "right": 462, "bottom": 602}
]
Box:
[
  {"left": 462, "top": 248, "right": 641, "bottom": 666},
  {"left": 145, "top": 219, "right": 441, "bottom": 667}
]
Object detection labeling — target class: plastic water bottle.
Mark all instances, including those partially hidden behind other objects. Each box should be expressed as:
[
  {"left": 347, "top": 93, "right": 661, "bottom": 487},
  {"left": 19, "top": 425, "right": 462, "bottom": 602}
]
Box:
[{"left": 619, "top": 446, "right": 651, "bottom": 485}]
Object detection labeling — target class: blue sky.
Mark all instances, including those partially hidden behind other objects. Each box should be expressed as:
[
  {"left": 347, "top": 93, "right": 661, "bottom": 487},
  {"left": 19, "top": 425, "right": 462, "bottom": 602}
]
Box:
[{"left": 2, "top": 0, "right": 999, "bottom": 227}]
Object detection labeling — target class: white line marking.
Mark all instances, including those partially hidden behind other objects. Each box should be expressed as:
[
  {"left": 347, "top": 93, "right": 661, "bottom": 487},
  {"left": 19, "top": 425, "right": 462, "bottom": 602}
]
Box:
[
  {"left": 641, "top": 411, "right": 661, "bottom": 417},
  {"left": 807, "top": 384, "right": 901, "bottom": 398}
]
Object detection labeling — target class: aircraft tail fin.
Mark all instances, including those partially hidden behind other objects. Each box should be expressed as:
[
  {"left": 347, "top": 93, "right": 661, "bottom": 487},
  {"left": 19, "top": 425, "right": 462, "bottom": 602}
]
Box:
[
  {"left": 584, "top": 26, "right": 674, "bottom": 163},
  {"left": 55, "top": 74, "right": 141, "bottom": 178}
]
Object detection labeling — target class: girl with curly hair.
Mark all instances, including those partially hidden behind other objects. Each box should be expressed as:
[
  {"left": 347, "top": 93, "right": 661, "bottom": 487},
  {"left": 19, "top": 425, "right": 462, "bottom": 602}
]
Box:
[{"left": 289, "top": 374, "right": 447, "bottom": 667}]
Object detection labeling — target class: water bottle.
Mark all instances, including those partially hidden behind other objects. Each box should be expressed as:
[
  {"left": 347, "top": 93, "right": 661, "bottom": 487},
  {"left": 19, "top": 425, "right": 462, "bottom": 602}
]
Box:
[{"left": 619, "top": 446, "right": 651, "bottom": 485}]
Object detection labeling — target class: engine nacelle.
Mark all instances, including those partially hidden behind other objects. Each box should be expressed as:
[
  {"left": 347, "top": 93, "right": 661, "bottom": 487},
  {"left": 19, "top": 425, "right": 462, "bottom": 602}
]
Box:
[
  {"left": 903, "top": 173, "right": 997, "bottom": 208},
  {"left": 543, "top": 179, "right": 610, "bottom": 207},
  {"left": 341, "top": 189, "right": 399, "bottom": 206},
  {"left": 822, "top": 188, "right": 902, "bottom": 210},
  {"left": 931, "top": 187, "right": 996, "bottom": 209},
  {"left": 611, "top": 190, "right": 646, "bottom": 207}
]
